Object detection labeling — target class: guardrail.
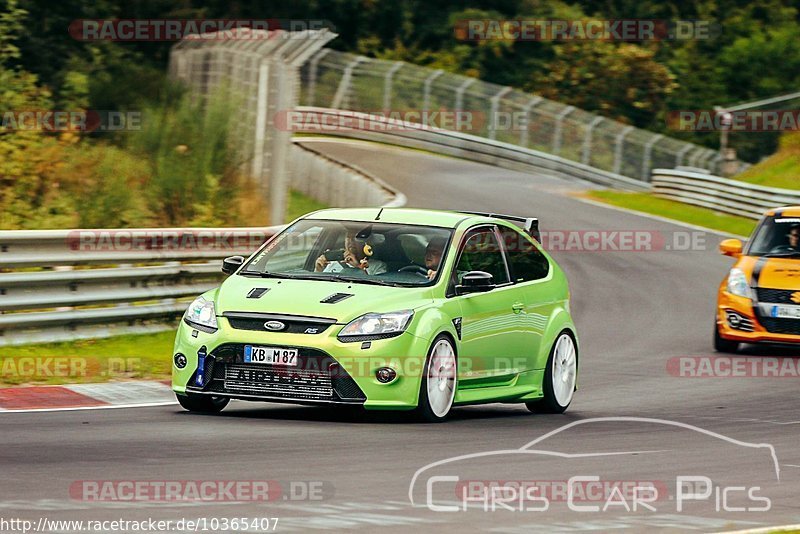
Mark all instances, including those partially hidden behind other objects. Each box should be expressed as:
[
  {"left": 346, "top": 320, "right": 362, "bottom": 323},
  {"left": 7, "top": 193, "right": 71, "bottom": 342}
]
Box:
[
  {"left": 290, "top": 107, "right": 652, "bottom": 192},
  {"left": 651, "top": 168, "right": 800, "bottom": 219},
  {"left": 0, "top": 228, "right": 279, "bottom": 346}
]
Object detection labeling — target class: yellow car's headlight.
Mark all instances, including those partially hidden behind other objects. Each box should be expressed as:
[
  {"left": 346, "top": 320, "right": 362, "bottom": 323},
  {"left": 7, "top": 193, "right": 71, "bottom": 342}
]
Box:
[{"left": 726, "top": 268, "right": 752, "bottom": 299}]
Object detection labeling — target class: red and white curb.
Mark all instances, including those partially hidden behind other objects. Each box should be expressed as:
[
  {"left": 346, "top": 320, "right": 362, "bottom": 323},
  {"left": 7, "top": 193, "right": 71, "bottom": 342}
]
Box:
[{"left": 0, "top": 381, "right": 177, "bottom": 413}]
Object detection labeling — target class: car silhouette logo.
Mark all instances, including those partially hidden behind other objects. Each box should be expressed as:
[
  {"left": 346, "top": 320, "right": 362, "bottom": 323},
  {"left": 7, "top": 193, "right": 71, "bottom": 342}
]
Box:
[{"left": 264, "top": 321, "right": 286, "bottom": 331}]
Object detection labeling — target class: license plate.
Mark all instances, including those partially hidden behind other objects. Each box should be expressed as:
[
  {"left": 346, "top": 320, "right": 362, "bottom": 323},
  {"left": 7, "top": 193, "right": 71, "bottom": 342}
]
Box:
[
  {"left": 771, "top": 305, "right": 800, "bottom": 319},
  {"left": 244, "top": 345, "right": 298, "bottom": 366}
]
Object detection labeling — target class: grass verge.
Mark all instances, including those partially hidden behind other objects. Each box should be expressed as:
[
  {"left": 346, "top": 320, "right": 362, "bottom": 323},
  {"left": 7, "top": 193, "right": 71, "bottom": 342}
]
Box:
[
  {"left": 286, "top": 189, "right": 329, "bottom": 222},
  {"left": 0, "top": 331, "right": 175, "bottom": 386},
  {"left": 734, "top": 132, "right": 800, "bottom": 190},
  {"left": 584, "top": 190, "right": 757, "bottom": 237}
]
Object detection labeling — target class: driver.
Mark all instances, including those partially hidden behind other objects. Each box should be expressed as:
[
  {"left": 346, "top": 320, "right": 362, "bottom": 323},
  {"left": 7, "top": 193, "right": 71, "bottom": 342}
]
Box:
[
  {"left": 424, "top": 237, "right": 447, "bottom": 280},
  {"left": 789, "top": 224, "right": 800, "bottom": 250},
  {"left": 314, "top": 231, "right": 387, "bottom": 275}
]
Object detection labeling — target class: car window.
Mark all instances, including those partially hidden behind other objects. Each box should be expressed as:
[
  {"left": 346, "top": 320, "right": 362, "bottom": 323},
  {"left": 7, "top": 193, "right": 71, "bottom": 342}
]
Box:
[
  {"left": 454, "top": 227, "right": 510, "bottom": 285},
  {"left": 242, "top": 219, "right": 452, "bottom": 286},
  {"left": 498, "top": 226, "right": 550, "bottom": 282}
]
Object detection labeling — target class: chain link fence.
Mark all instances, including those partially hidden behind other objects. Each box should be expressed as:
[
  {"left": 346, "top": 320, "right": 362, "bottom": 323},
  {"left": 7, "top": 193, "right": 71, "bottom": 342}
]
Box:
[
  {"left": 301, "top": 50, "right": 746, "bottom": 183},
  {"left": 169, "top": 29, "right": 336, "bottom": 224}
]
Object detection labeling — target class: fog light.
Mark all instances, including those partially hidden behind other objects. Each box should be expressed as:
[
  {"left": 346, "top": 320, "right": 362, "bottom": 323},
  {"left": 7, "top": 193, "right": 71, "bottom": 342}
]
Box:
[
  {"left": 174, "top": 353, "right": 187, "bottom": 369},
  {"left": 376, "top": 367, "right": 397, "bottom": 383},
  {"left": 727, "top": 312, "right": 741, "bottom": 328}
]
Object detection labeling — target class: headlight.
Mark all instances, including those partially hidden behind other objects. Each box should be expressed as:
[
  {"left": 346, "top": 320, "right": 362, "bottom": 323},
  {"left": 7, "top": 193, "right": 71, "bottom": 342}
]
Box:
[
  {"left": 338, "top": 310, "right": 414, "bottom": 341},
  {"left": 184, "top": 296, "right": 218, "bottom": 331},
  {"left": 726, "top": 268, "right": 752, "bottom": 299}
]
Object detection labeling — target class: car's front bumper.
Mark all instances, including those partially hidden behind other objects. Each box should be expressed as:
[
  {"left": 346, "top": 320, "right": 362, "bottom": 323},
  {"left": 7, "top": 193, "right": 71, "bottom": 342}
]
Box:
[
  {"left": 172, "top": 318, "right": 432, "bottom": 410},
  {"left": 717, "top": 291, "right": 800, "bottom": 345}
]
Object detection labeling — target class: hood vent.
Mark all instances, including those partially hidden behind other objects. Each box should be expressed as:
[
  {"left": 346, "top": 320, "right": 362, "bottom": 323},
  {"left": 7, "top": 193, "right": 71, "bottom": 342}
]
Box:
[
  {"left": 246, "top": 287, "right": 270, "bottom": 299},
  {"left": 320, "top": 292, "right": 353, "bottom": 304}
]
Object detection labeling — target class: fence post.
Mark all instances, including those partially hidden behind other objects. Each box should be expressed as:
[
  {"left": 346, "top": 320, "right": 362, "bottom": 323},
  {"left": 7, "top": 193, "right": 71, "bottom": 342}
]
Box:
[
  {"left": 612, "top": 126, "right": 634, "bottom": 175},
  {"left": 331, "top": 55, "right": 368, "bottom": 109},
  {"left": 383, "top": 61, "right": 404, "bottom": 112},
  {"left": 688, "top": 147, "right": 704, "bottom": 168},
  {"left": 641, "top": 134, "right": 663, "bottom": 182},
  {"left": 488, "top": 87, "right": 512, "bottom": 140},
  {"left": 552, "top": 106, "right": 575, "bottom": 155},
  {"left": 252, "top": 60, "right": 271, "bottom": 197},
  {"left": 582, "top": 116, "right": 603, "bottom": 165},
  {"left": 710, "top": 153, "right": 724, "bottom": 175},
  {"left": 519, "top": 96, "right": 542, "bottom": 148},
  {"left": 676, "top": 144, "right": 693, "bottom": 167},
  {"left": 455, "top": 78, "right": 476, "bottom": 111},
  {"left": 305, "top": 49, "right": 330, "bottom": 106},
  {"left": 422, "top": 69, "right": 444, "bottom": 115}
]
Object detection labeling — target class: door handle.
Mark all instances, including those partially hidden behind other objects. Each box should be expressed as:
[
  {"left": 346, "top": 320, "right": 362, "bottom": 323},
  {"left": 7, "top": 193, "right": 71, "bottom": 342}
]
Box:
[{"left": 512, "top": 302, "right": 525, "bottom": 314}]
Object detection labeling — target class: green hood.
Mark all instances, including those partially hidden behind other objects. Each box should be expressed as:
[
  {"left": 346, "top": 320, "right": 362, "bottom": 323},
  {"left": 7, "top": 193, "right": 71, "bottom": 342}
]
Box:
[{"left": 214, "top": 275, "right": 435, "bottom": 322}]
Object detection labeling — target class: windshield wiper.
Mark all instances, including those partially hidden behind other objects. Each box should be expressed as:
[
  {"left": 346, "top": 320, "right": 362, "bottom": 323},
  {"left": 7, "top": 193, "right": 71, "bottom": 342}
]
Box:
[
  {"left": 238, "top": 270, "right": 298, "bottom": 279},
  {"left": 333, "top": 276, "right": 399, "bottom": 287},
  {"left": 763, "top": 252, "right": 800, "bottom": 258},
  {"left": 295, "top": 273, "right": 400, "bottom": 286}
]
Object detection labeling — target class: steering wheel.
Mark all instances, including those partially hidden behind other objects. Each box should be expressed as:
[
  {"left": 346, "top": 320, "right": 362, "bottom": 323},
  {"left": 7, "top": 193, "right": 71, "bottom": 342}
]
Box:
[
  {"left": 769, "top": 245, "right": 793, "bottom": 253},
  {"left": 399, "top": 265, "right": 429, "bottom": 277}
]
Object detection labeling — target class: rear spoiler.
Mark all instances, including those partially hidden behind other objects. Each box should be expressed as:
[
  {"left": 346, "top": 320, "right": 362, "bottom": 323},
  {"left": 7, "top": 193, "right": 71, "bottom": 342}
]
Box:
[{"left": 457, "top": 211, "right": 541, "bottom": 243}]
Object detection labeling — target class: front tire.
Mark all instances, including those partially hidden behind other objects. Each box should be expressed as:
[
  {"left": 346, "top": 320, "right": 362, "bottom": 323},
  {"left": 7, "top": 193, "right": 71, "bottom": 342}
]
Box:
[
  {"left": 415, "top": 335, "right": 457, "bottom": 423},
  {"left": 527, "top": 332, "right": 577, "bottom": 414},
  {"left": 714, "top": 322, "right": 740, "bottom": 353},
  {"left": 176, "top": 393, "right": 229, "bottom": 413}
]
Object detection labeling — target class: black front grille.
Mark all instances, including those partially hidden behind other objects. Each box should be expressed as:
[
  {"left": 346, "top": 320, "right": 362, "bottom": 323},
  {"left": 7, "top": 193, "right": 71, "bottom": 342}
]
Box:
[
  {"left": 757, "top": 288, "right": 800, "bottom": 304},
  {"left": 189, "top": 343, "right": 366, "bottom": 403},
  {"left": 758, "top": 317, "right": 800, "bottom": 336},
  {"left": 223, "top": 312, "right": 336, "bottom": 334},
  {"left": 221, "top": 364, "right": 333, "bottom": 400}
]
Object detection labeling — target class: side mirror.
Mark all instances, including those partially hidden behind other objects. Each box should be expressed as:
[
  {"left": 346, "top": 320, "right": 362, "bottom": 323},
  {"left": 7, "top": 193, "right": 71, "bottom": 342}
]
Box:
[
  {"left": 455, "top": 271, "right": 495, "bottom": 295},
  {"left": 222, "top": 255, "right": 245, "bottom": 275},
  {"left": 719, "top": 239, "right": 743, "bottom": 258}
]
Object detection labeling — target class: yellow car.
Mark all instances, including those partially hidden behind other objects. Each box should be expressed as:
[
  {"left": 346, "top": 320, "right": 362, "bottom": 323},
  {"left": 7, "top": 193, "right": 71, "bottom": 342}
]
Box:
[{"left": 715, "top": 206, "right": 800, "bottom": 352}]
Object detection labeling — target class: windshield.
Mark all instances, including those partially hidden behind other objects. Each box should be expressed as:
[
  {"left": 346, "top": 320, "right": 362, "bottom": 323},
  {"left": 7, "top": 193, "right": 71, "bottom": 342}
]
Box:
[
  {"left": 747, "top": 216, "right": 800, "bottom": 257},
  {"left": 241, "top": 219, "right": 453, "bottom": 286}
]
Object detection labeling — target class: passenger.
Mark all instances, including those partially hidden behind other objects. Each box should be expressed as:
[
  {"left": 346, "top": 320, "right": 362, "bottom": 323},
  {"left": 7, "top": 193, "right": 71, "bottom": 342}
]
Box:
[{"left": 315, "top": 232, "right": 387, "bottom": 275}]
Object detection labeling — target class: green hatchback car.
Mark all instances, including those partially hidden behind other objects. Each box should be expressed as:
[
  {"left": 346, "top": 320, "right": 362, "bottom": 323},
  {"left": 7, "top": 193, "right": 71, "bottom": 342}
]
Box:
[{"left": 172, "top": 208, "right": 579, "bottom": 422}]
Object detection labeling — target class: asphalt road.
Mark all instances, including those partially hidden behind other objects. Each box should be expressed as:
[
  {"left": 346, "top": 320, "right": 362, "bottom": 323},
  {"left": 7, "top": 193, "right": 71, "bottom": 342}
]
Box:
[{"left": 2, "top": 139, "right": 799, "bottom": 533}]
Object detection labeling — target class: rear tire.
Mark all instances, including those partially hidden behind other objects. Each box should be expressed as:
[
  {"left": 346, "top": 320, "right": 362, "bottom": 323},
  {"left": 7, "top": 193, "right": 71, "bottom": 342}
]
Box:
[
  {"left": 415, "top": 335, "right": 457, "bottom": 423},
  {"left": 526, "top": 332, "right": 577, "bottom": 414},
  {"left": 176, "top": 393, "right": 229, "bottom": 413},
  {"left": 714, "top": 322, "right": 740, "bottom": 353}
]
